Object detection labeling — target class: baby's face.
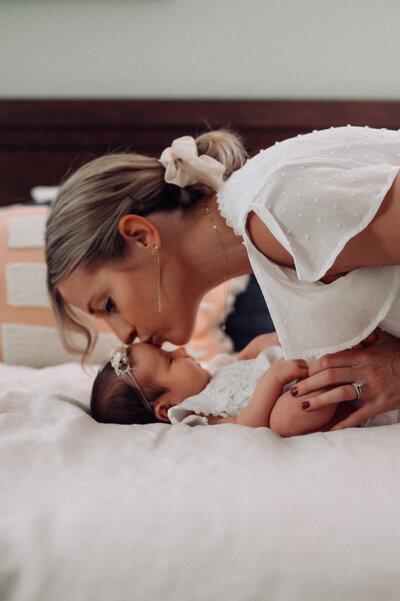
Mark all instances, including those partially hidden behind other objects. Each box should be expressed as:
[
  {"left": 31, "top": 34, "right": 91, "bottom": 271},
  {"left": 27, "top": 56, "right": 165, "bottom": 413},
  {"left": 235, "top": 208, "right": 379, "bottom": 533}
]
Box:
[{"left": 128, "top": 343, "right": 211, "bottom": 404}]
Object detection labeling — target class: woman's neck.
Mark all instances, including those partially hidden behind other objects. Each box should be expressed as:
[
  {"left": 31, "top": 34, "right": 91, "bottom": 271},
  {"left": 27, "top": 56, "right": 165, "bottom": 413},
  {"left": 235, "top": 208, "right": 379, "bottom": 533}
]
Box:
[
  {"left": 149, "top": 196, "right": 252, "bottom": 295},
  {"left": 182, "top": 196, "right": 252, "bottom": 290},
  {"left": 201, "top": 195, "right": 252, "bottom": 282}
]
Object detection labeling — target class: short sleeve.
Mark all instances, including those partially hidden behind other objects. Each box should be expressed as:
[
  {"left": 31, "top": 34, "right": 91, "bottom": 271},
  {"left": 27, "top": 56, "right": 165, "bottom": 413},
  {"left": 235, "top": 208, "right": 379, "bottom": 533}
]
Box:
[
  {"left": 218, "top": 126, "right": 400, "bottom": 359},
  {"left": 250, "top": 160, "right": 399, "bottom": 282}
]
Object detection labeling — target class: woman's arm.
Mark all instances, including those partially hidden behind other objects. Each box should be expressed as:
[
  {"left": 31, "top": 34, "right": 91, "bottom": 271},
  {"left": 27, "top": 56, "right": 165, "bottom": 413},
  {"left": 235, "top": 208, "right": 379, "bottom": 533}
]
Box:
[
  {"left": 246, "top": 172, "right": 400, "bottom": 277},
  {"left": 328, "top": 172, "right": 400, "bottom": 274}
]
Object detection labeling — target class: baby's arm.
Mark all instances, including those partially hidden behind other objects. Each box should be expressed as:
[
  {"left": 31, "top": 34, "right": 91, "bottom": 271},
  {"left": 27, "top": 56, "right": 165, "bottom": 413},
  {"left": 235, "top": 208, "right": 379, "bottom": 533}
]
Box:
[
  {"left": 235, "top": 358, "right": 309, "bottom": 428},
  {"left": 208, "top": 358, "right": 308, "bottom": 428},
  {"left": 236, "top": 332, "right": 280, "bottom": 361},
  {"left": 269, "top": 389, "right": 338, "bottom": 437}
]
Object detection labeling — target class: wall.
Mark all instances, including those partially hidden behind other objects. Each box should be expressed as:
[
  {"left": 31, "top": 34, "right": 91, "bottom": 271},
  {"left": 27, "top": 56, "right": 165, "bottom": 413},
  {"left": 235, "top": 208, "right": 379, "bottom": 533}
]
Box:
[{"left": 1, "top": 0, "right": 399, "bottom": 99}]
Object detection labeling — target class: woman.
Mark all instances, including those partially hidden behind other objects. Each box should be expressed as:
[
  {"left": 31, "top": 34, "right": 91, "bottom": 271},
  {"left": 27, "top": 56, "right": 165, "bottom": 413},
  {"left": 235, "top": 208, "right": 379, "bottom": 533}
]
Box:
[{"left": 45, "top": 127, "right": 400, "bottom": 429}]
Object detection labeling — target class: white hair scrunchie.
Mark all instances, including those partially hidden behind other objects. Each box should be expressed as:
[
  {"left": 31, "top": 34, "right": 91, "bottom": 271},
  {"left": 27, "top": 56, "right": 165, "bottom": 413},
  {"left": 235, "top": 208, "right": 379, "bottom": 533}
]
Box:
[{"left": 159, "top": 136, "right": 226, "bottom": 190}]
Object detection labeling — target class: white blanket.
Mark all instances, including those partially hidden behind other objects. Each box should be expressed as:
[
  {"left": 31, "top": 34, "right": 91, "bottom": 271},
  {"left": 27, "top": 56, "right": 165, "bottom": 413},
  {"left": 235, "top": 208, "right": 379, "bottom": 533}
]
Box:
[{"left": 1, "top": 362, "right": 400, "bottom": 601}]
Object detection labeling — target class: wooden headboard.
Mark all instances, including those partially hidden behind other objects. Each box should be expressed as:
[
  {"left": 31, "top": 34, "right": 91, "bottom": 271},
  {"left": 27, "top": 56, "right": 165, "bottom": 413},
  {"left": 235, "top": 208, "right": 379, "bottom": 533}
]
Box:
[{"left": 1, "top": 99, "right": 399, "bottom": 206}]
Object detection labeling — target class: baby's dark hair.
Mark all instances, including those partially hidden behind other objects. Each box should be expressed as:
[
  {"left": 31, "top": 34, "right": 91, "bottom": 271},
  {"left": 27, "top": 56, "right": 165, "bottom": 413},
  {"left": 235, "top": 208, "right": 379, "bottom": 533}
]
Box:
[{"left": 90, "top": 361, "right": 167, "bottom": 425}]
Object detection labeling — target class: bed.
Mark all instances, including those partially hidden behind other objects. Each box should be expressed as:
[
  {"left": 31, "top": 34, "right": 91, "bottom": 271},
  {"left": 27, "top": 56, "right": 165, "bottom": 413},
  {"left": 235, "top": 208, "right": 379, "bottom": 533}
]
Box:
[{"left": 1, "top": 99, "right": 400, "bottom": 601}]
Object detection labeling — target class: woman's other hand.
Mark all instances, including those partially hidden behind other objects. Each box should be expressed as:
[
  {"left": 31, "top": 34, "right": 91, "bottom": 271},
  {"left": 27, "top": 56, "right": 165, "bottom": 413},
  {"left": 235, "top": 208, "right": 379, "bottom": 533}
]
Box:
[{"left": 291, "top": 330, "right": 400, "bottom": 429}]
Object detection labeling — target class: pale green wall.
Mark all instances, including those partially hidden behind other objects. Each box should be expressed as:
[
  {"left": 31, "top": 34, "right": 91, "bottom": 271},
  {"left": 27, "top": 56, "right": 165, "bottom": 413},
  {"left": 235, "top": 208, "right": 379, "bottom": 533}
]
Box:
[{"left": 1, "top": 0, "right": 399, "bottom": 99}]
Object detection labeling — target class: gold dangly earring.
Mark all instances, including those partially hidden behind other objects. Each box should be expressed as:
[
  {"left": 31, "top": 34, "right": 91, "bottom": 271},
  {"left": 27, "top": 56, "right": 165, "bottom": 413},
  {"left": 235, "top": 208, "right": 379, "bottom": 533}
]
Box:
[{"left": 153, "top": 244, "right": 162, "bottom": 312}]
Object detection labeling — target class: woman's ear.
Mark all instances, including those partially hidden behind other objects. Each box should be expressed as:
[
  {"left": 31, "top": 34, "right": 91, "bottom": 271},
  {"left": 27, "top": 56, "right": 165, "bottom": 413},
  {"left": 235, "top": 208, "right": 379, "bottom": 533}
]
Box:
[
  {"left": 153, "top": 396, "right": 175, "bottom": 423},
  {"left": 118, "top": 215, "right": 161, "bottom": 248}
]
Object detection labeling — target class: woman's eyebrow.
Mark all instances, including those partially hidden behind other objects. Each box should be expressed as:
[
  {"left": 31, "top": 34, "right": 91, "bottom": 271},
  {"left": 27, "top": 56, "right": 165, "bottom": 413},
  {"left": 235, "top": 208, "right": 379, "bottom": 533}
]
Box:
[
  {"left": 87, "top": 289, "right": 105, "bottom": 314},
  {"left": 87, "top": 299, "right": 97, "bottom": 314}
]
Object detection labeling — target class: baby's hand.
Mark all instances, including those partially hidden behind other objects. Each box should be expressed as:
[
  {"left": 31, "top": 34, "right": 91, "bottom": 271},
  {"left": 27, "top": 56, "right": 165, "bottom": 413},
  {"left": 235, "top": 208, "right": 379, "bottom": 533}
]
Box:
[{"left": 266, "top": 358, "right": 309, "bottom": 386}]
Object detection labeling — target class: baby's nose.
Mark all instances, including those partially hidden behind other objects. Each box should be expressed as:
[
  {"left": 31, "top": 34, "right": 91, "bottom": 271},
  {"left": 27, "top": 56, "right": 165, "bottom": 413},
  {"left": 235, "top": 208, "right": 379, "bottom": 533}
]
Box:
[{"left": 173, "top": 347, "right": 187, "bottom": 358}]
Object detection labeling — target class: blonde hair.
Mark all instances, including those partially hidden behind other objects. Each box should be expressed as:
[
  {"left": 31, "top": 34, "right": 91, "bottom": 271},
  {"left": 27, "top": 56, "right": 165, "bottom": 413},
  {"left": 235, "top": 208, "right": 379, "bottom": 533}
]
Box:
[{"left": 45, "top": 129, "right": 247, "bottom": 361}]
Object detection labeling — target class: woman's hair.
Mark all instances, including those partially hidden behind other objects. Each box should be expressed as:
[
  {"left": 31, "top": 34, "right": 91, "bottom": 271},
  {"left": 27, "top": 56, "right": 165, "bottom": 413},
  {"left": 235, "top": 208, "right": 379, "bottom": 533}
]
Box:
[
  {"left": 45, "top": 129, "right": 248, "bottom": 362},
  {"left": 90, "top": 361, "right": 166, "bottom": 425}
]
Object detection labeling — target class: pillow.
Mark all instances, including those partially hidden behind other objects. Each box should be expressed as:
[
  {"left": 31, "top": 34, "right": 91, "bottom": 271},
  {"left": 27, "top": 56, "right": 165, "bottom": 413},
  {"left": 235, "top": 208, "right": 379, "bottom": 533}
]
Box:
[
  {"left": 0, "top": 205, "right": 120, "bottom": 367},
  {"left": 30, "top": 186, "right": 59, "bottom": 204},
  {"left": 0, "top": 205, "right": 248, "bottom": 367}
]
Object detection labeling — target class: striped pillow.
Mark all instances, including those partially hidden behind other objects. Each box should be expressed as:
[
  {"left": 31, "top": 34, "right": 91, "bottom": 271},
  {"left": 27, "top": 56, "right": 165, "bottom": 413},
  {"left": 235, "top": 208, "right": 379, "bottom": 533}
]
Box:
[{"left": 0, "top": 205, "right": 119, "bottom": 367}]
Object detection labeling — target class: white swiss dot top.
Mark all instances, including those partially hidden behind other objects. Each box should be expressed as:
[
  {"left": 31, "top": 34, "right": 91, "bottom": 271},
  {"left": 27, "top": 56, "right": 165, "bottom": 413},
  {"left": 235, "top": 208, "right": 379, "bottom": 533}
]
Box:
[{"left": 217, "top": 126, "right": 400, "bottom": 360}]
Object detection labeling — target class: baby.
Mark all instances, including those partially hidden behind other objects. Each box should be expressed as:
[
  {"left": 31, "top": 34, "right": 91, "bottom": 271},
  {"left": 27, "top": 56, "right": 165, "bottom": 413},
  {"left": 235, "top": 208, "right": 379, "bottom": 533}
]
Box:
[{"left": 91, "top": 335, "right": 351, "bottom": 436}]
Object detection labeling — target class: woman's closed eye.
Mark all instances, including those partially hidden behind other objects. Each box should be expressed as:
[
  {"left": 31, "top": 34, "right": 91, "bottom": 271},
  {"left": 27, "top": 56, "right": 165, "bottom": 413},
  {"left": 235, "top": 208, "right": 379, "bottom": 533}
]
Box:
[{"left": 105, "top": 298, "right": 116, "bottom": 314}]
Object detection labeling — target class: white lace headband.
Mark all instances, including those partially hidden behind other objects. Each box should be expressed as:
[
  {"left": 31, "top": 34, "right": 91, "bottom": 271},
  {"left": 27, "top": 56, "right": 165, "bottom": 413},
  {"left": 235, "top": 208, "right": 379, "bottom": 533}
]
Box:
[
  {"left": 110, "top": 346, "right": 154, "bottom": 414},
  {"left": 159, "top": 135, "right": 225, "bottom": 190}
]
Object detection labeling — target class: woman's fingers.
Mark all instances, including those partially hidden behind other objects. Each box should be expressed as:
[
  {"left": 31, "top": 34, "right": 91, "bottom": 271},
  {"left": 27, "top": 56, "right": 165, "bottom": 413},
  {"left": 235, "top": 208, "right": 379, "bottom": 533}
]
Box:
[
  {"left": 330, "top": 405, "right": 375, "bottom": 430},
  {"left": 309, "top": 330, "right": 397, "bottom": 377},
  {"left": 290, "top": 368, "right": 361, "bottom": 398},
  {"left": 308, "top": 349, "right": 360, "bottom": 376},
  {"left": 297, "top": 384, "right": 360, "bottom": 410},
  {"left": 285, "top": 330, "right": 400, "bottom": 429}
]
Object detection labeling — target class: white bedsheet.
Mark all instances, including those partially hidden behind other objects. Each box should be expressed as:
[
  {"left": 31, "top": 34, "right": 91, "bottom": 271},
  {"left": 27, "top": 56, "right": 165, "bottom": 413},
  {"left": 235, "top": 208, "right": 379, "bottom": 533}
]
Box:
[{"left": 1, "top": 362, "right": 400, "bottom": 601}]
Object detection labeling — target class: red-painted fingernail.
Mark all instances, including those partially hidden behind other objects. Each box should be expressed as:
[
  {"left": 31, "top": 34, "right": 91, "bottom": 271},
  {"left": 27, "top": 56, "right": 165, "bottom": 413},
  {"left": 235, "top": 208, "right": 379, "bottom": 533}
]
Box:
[
  {"left": 301, "top": 401, "right": 310, "bottom": 410},
  {"left": 291, "top": 386, "right": 298, "bottom": 397}
]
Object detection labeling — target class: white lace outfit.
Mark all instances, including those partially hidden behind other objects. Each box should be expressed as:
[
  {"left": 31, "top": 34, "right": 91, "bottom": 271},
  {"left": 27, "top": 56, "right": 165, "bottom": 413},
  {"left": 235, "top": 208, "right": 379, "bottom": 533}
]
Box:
[
  {"left": 168, "top": 346, "right": 284, "bottom": 426},
  {"left": 216, "top": 126, "right": 400, "bottom": 360},
  {"left": 167, "top": 347, "right": 400, "bottom": 428}
]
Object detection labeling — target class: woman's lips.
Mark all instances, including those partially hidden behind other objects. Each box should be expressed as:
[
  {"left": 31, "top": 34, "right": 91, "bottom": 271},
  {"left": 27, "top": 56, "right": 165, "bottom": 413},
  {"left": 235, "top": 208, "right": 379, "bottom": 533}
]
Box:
[{"left": 139, "top": 335, "right": 163, "bottom": 347}]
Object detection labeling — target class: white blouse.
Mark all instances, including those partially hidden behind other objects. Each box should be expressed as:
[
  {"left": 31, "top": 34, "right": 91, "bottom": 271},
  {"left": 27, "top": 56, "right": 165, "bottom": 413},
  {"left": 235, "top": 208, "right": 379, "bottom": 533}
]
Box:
[
  {"left": 168, "top": 347, "right": 283, "bottom": 426},
  {"left": 217, "top": 126, "right": 400, "bottom": 360}
]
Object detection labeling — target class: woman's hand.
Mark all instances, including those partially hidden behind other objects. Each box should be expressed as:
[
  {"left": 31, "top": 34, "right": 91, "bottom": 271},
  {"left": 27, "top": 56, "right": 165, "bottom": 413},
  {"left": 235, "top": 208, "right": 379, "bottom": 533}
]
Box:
[
  {"left": 236, "top": 332, "right": 280, "bottom": 361},
  {"left": 291, "top": 330, "right": 400, "bottom": 429}
]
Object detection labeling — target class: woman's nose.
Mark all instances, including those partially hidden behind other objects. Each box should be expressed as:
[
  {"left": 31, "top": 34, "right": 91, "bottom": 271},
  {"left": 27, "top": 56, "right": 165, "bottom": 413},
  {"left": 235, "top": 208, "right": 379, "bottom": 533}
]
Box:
[{"left": 112, "top": 320, "right": 137, "bottom": 345}]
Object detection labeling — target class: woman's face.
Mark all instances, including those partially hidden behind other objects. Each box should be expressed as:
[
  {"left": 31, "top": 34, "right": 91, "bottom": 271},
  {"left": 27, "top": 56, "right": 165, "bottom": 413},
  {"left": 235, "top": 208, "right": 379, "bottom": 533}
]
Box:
[{"left": 58, "top": 252, "right": 202, "bottom": 347}]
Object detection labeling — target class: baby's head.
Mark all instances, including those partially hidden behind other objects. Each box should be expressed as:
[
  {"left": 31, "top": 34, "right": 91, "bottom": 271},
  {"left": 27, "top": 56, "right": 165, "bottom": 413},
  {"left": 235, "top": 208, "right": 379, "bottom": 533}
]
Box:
[{"left": 91, "top": 343, "right": 211, "bottom": 424}]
